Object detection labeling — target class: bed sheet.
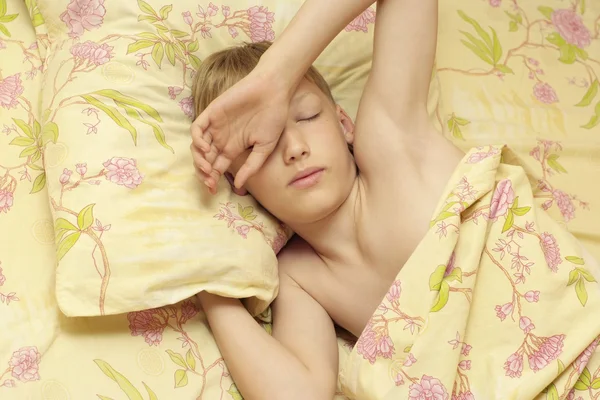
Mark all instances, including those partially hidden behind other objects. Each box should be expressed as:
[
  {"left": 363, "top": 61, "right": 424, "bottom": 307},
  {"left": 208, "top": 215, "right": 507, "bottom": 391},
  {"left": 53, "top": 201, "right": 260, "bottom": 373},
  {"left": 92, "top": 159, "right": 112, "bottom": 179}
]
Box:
[{"left": 1, "top": 0, "right": 599, "bottom": 399}]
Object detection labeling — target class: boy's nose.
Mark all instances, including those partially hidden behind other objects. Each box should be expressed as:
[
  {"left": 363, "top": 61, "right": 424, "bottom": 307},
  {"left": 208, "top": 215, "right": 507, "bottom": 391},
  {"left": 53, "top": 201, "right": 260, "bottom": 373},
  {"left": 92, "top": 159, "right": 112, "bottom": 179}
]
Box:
[{"left": 283, "top": 132, "right": 310, "bottom": 163}]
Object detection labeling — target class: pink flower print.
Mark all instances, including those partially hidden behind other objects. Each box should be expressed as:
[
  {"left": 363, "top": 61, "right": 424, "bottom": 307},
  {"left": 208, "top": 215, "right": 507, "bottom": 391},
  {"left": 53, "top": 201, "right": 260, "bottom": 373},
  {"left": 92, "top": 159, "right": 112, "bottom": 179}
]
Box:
[
  {"left": 228, "top": 26, "right": 239, "bottom": 38},
  {"left": 542, "top": 200, "right": 553, "bottom": 211},
  {"left": 445, "top": 252, "right": 456, "bottom": 276},
  {"left": 519, "top": 317, "right": 535, "bottom": 333},
  {"left": 1, "top": 379, "right": 16, "bottom": 387},
  {"left": 59, "top": 168, "right": 73, "bottom": 185},
  {"left": 551, "top": 9, "right": 591, "bottom": 49},
  {"left": 529, "top": 146, "right": 540, "bottom": 161},
  {"left": 0, "top": 74, "right": 25, "bottom": 109},
  {"left": 408, "top": 375, "right": 449, "bottom": 400},
  {"left": 249, "top": 24, "right": 275, "bottom": 43},
  {"left": 540, "top": 233, "right": 562, "bottom": 272},
  {"left": 179, "top": 96, "right": 194, "bottom": 118},
  {"left": 168, "top": 86, "right": 183, "bottom": 100},
  {"left": 0, "top": 266, "right": 5, "bottom": 286},
  {"left": 386, "top": 280, "right": 402, "bottom": 303},
  {"left": 127, "top": 309, "right": 167, "bottom": 346},
  {"left": 182, "top": 11, "right": 192, "bottom": 25},
  {"left": 489, "top": 0, "right": 501, "bottom": 7},
  {"left": 574, "top": 338, "right": 600, "bottom": 374},
  {"left": 524, "top": 291, "right": 540, "bottom": 303},
  {"left": 489, "top": 179, "right": 514, "bottom": 219},
  {"left": 377, "top": 335, "right": 395, "bottom": 359},
  {"left": 236, "top": 225, "right": 250, "bottom": 238},
  {"left": 403, "top": 353, "right": 417, "bottom": 367},
  {"left": 0, "top": 40, "right": 5, "bottom": 50},
  {"left": 0, "top": 189, "right": 14, "bottom": 213},
  {"left": 247, "top": 6, "right": 275, "bottom": 28},
  {"left": 461, "top": 344, "right": 472, "bottom": 356},
  {"left": 9, "top": 346, "right": 41, "bottom": 382},
  {"left": 90, "top": 43, "right": 113, "bottom": 66},
  {"left": 71, "top": 41, "right": 95, "bottom": 59},
  {"left": 207, "top": 3, "right": 218, "bottom": 17},
  {"left": 356, "top": 327, "right": 378, "bottom": 364},
  {"left": 60, "top": 0, "right": 106, "bottom": 38},
  {"left": 76, "top": 163, "right": 87, "bottom": 176},
  {"left": 553, "top": 190, "right": 575, "bottom": 221},
  {"left": 504, "top": 352, "right": 523, "bottom": 378},
  {"left": 495, "top": 302, "right": 513, "bottom": 321},
  {"left": 528, "top": 351, "right": 549, "bottom": 372},
  {"left": 103, "top": 157, "right": 143, "bottom": 189},
  {"left": 394, "top": 372, "right": 405, "bottom": 386},
  {"left": 533, "top": 82, "right": 559, "bottom": 104},
  {"left": 458, "top": 360, "right": 471, "bottom": 370},
  {"left": 180, "top": 300, "right": 198, "bottom": 324},
  {"left": 271, "top": 228, "right": 288, "bottom": 254},
  {"left": 222, "top": 5, "right": 231, "bottom": 17},
  {"left": 200, "top": 25, "right": 212, "bottom": 39},
  {"left": 528, "top": 58, "right": 539, "bottom": 66},
  {"left": 540, "top": 334, "right": 565, "bottom": 362},
  {"left": 345, "top": 7, "right": 376, "bottom": 33}
]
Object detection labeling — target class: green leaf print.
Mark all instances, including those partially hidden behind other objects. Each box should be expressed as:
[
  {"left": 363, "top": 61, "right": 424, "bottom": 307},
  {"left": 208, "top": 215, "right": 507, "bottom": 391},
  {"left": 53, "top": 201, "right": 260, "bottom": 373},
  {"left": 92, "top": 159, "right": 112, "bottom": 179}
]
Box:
[
  {"left": 429, "top": 265, "right": 447, "bottom": 291},
  {"left": 430, "top": 281, "right": 450, "bottom": 312},
  {"left": 77, "top": 204, "right": 95, "bottom": 231},
  {"left": 81, "top": 95, "right": 138, "bottom": 144},
  {"left": 127, "top": 40, "right": 155, "bottom": 54},
  {"left": 566, "top": 256, "right": 585, "bottom": 265},
  {"left": 159, "top": 5, "right": 172, "bottom": 19},
  {"left": 576, "top": 80, "right": 598, "bottom": 107},
  {"left": 93, "top": 90, "right": 162, "bottom": 122},
  {"left": 557, "top": 359, "right": 566, "bottom": 375},
  {"left": 185, "top": 349, "right": 196, "bottom": 371},
  {"left": 558, "top": 44, "right": 576, "bottom": 64},
  {"left": 13, "top": 118, "right": 33, "bottom": 138},
  {"left": 137, "top": 0, "right": 157, "bottom": 17},
  {"left": 115, "top": 101, "right": 173, "bottom": 153},
  {"left": 9, "top": 137, "right": 35, "bottom": 147},
  {"left": 174, "top": 369, "right": 188, "bottom": 388},
  {"left": 577, "top": 268, "right": 597, "bottom": 283},
  {"left": 445, "top": 268, "right": 463, "bottom": 284},
  {"left": 97, "top": 396, "right": 115, "bottom": 400},
  {"left": 143, "top": 382, "right": 158, "bottom": 400},
  {"left": 495, "top": 64, "right": 514, "bottom": 74},
  {"left": 458, "top": 11, "right": 504, "bottom": 68},
  {"left": 574, "top": 367, "right": 592, "bottom": 390},
  {"left": 508, "top": 21, "right": 518, "bottom": 32},
  {"left": 30, "top": 172, "right": 46, "bottom": 194},
  {"left": 581, "top": 102, "right": 600, "bottom": 129},
  {"left": 94, "top": 359, "right": 144, "bottom": 400},
  {"left": 502, "top": 210, "right": 514, "bottom": 233},
  {"left": 591, "top": 378, "right": 600, "bottom": 389},
  {"left": 567, "top": 269, "right": 580, "bottom": 286},
  {"left": 165, "top": 43, "right": 176, "bottom": 66},
  {"left": 57, "top": 232, "right": 81, "bottom": 261},
  {"left": 166, "top": 350, "right": 187, "bottom": 369},
  {"left": 152, "top": 42, "right": 164, "bottom": 68},
  {"left": 547, "top": 154, "right": 567, "bottom": 174},
  {"left": 538, "top": 6, "right": 555, "bottom": 20},
  {"left": 0, "top": 0, "right": 6, "bottom": 16},
  {"left": 228, "top": 383, "right": 244, "bottom": 400},
  {"left": 546, "top": 33, "right": 566, "bottom": 47},
  {"left": 41, "top": 122, "right": 59, "bottom": 145},
  {"left": 0, "top": 23, "right": 10, "bottom": 37},
  {"left": 545, "top": 383, "right": 559, "bottom": 400},
  {"left": 575, "top": 278, "right": 588, "bottom": 306}
]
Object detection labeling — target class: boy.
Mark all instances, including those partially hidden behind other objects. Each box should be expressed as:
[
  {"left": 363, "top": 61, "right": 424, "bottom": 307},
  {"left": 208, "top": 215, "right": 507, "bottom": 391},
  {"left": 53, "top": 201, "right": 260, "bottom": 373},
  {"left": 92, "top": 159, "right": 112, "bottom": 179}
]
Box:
[
  {"left": 192, "top": 0, "right": 461, "bottom": 398},
  {"left": 191, "top": 1, "right": 600, "bottom": 399}
]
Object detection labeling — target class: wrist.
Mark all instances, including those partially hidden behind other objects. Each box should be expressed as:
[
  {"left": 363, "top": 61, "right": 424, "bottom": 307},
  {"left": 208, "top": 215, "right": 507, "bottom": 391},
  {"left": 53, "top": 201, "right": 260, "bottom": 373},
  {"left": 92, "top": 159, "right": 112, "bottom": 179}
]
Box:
[{"left": 256, "top": 47, "right": 303, "bottom": 96}]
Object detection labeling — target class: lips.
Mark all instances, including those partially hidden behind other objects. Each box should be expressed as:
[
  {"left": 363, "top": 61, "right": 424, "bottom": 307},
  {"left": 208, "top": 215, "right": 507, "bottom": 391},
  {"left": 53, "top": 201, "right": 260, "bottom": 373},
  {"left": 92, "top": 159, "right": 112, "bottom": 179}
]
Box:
[{"left": 289, "top": 167, "right": 325, "bottom": 189}]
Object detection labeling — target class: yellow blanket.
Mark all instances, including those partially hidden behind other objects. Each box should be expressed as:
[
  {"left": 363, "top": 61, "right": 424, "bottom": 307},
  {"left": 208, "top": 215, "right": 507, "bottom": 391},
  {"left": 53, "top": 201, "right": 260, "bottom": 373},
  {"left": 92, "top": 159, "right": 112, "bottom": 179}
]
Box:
[{"left": 339, "top": 145, "right": 600, "bottom": 400}]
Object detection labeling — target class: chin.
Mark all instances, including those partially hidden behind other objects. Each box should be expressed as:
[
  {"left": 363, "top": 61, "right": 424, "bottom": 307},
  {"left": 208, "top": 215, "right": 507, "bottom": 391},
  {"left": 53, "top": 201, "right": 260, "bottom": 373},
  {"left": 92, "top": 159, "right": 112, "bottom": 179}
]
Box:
[{"left": 284, "top": 188, "right": 349, "bottom": 226}]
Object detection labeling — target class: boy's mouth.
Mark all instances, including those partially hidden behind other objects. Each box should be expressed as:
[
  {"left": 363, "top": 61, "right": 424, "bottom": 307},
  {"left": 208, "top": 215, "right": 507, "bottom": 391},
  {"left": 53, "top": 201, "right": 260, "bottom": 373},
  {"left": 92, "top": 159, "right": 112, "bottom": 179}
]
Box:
[{"left": 289, "top": 167, "right": 325, "bottom": 189}]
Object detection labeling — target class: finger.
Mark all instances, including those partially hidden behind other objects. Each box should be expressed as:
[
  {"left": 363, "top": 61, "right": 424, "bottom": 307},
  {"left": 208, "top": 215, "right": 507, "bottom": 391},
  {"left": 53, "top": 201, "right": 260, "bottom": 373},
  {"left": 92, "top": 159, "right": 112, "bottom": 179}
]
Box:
[
  {"left": 212, "top": 154, "right": 232, "bottom": 178},
  {"left": 204, "top": 143, "right": 219, "bottom": 165},
  {"left": 190, "top": 146, "right": 213, "bottom": 174},
  {"left": 191, "top": 113, "right": 211, "bottom": 151},
  {"left": 234, "top": 150, "right": 269, "bottom": 189}
]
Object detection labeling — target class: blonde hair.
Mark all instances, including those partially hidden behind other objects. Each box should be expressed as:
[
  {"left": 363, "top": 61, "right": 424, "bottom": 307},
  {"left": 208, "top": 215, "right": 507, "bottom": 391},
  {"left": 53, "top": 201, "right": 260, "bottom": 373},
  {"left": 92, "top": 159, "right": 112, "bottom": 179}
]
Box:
[{"left": 191, "top": 41, "right": 335, "bottom": 118}]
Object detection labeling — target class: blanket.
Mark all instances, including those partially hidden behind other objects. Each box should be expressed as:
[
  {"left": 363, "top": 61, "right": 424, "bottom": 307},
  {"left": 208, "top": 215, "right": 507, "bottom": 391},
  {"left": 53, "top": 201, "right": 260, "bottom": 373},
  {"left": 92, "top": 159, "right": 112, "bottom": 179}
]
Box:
[{"left": 339, "top": 145, "right": 600, "bottom": 400}]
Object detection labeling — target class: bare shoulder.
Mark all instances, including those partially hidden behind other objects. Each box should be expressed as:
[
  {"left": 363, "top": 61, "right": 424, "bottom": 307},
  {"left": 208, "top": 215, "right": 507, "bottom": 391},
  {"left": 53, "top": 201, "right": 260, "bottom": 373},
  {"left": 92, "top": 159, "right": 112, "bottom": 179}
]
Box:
[{"left": 277, "top": 235, "right": 326, "bottom": 280}]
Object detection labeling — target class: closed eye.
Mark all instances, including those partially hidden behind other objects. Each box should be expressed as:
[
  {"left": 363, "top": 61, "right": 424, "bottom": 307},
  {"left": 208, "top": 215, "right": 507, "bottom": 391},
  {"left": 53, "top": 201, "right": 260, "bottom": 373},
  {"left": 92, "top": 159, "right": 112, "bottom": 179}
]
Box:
[{"left": 301, "top": 113, "right": 320, "bottom": 122}]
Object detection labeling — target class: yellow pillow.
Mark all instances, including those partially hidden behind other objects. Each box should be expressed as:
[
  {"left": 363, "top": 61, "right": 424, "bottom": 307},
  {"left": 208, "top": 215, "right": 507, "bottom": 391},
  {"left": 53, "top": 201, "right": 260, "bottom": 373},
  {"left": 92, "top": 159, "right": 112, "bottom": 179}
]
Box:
[{"left": 32, "top": 0, "right": 378, "bottom": 317}]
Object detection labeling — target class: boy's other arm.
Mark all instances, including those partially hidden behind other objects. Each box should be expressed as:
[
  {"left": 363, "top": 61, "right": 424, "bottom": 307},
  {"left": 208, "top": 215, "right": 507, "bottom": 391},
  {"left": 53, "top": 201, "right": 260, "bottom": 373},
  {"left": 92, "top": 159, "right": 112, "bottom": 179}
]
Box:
[{"left": 198, "top": 254, "right": 338, "bottom": 400}]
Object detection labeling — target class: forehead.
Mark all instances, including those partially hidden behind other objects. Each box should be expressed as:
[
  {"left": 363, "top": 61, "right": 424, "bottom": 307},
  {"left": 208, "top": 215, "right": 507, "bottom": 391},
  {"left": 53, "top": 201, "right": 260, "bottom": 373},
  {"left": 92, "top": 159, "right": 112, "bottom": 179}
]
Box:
[{"left": 291, "top": 79, "right": 327, "bottom": 105}]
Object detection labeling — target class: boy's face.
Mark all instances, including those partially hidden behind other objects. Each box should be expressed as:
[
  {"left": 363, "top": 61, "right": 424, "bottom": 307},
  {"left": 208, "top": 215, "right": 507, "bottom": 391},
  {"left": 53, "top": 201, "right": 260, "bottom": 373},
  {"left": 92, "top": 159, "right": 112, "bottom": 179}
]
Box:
[{"left": 228, "top": 79, "right": 357, "bottom": 226}]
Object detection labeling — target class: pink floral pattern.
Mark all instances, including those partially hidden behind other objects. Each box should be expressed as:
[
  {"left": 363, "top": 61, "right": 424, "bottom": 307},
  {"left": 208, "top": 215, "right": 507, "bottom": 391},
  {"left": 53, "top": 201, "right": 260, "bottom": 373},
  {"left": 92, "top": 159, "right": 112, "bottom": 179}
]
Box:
[
  {"left": 408, "top": 375, "right": 449, "bottom": 400},
  {"left": 60, "top": 0, "right": 106, "bottom": 38},
  {"left": 8, "top": 346, "right": 41, "bottom": 382},
  {"left": 551, "top": 9, "right": 591, "bottom": 48},
  {"left": 179, "top": 96, "right": 194, "bottom": 118},
  {"left": 489, "top": 179, "right": 515, "bottom": 219},
  {"left": 127, "top": 308, "right": 168, "bottom": 346},
  {"left": 533, "top": 82, "right": 559, "bottom": 104},
  {"left": 247, "top": 6, "right": 275, "bottom": 42},
  {"left": 540, "top": 232, "right": 562, "bottom": 272},
  {"left": 71, "top": 41, "right": 114, "bottom": 66},
  {"left": 0, "top": 189, "right": 14, "bottom": 213},
  {"left": 345, "top": 7, "right": 376, "bottom": 33},
  {"left": 0, "top": 74, "right": 25, "bottom": 109},
  {"left": 102, "top": 157, "right": 143, "bottom": 189}
]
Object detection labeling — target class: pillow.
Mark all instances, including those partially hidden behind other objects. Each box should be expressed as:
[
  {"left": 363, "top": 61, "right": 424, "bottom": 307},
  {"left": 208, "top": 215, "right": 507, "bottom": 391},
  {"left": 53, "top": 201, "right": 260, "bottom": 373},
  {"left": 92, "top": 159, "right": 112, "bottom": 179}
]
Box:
[{"left": 32, "top": 0, "right": 379, "bottom": 317}]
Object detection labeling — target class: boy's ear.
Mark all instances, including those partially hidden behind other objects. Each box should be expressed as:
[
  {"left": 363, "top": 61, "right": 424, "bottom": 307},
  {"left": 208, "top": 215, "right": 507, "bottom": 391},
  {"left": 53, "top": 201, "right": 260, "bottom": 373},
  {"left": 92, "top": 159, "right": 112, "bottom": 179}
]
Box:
[
  {"left": 336, "top": 105, "right": 355, "bottom": 145},
  {"left": 225, "top": 172, "right": 248, "bottom": 196}
]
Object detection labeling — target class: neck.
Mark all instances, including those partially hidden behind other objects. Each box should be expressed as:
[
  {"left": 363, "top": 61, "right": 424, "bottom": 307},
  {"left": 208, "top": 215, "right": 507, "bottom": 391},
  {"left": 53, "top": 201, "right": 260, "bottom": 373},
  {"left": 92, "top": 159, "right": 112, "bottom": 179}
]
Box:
[{"left": 285, "top": 181, "right": 363, "bottom": 264}]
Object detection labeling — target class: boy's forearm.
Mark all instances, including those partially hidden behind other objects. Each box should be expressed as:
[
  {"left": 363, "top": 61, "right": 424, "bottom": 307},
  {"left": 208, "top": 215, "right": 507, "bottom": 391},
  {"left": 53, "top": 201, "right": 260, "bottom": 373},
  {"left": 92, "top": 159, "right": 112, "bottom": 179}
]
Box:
[
  {"left": 198, "top": 293, "right": 325, "bottom": 400},
  {"left": 259, "top": 0, "right": 377, "bottom": 88}
]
